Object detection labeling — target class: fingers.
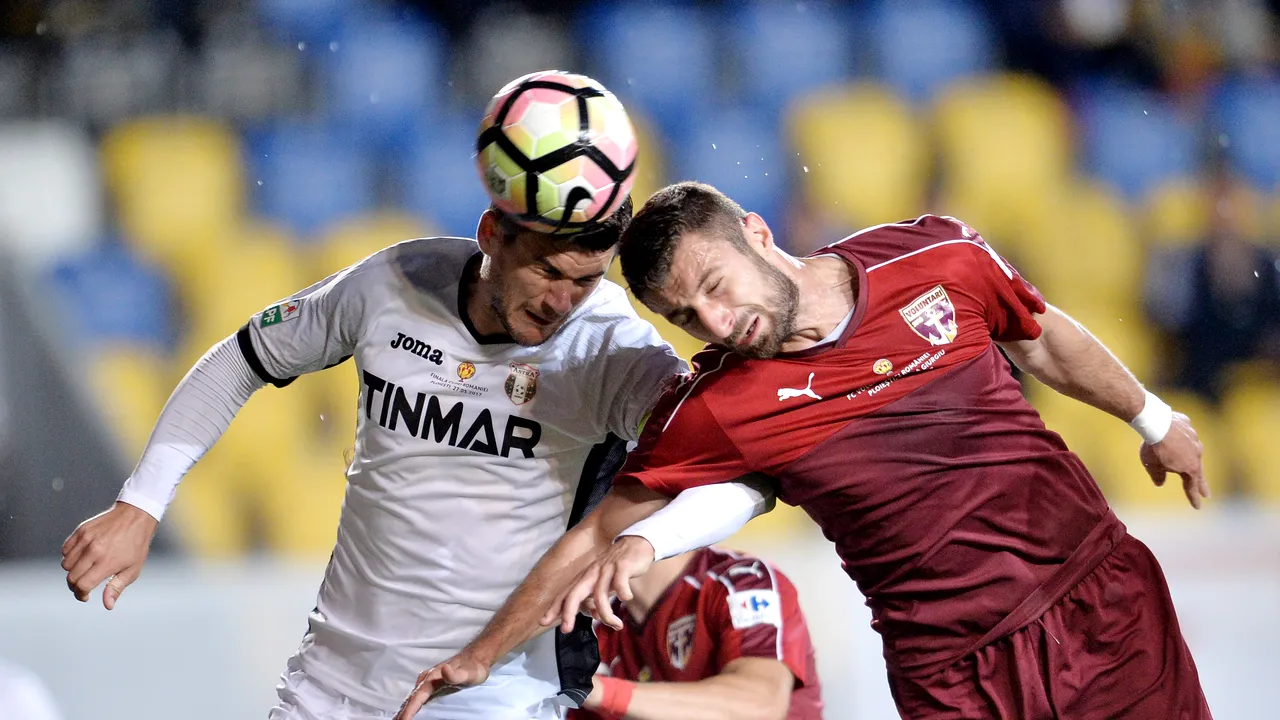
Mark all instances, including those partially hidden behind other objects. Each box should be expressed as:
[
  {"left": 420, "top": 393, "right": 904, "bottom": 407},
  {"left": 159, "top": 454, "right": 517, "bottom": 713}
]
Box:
[
  {"left": 557, "top": 566, "right": 599, "bottom": 633},
  {"left": 592, "top": 562, "right": 621, "bottom": 630},
  {"left": 61, "top": 529, "right": 88, "bottom": 568},
  {"left": 395, "top": 668, "right": 441, "bottom": 720},
  {"left": 612, "top": 565, "right": 634, "bottom": 604},
  {"left": 104, "top": 564, "right": 140, "bottom": 610},
  {"left": 65, "top": 548, "right": 105, "bottom": 602}
]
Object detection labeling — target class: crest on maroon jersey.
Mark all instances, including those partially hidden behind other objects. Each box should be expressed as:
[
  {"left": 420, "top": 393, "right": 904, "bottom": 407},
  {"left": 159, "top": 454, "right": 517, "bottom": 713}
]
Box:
[
  {"left": 900, "top": 285, "right": 959, "bottom": 346},
  {"left": 666, "top": 614, "right": 697, "bottom": 671}
]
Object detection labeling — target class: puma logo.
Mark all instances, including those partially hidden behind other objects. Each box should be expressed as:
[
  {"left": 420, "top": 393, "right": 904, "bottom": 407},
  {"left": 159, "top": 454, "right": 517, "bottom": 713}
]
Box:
[{"left": 777, "top": 372, "right": 822, "bottom": 401}]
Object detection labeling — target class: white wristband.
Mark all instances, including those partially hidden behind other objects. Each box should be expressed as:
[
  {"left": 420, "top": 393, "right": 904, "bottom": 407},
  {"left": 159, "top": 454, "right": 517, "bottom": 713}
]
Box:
[{"left": 1129, "top": 390, "right": 1173, "bottom": 445}]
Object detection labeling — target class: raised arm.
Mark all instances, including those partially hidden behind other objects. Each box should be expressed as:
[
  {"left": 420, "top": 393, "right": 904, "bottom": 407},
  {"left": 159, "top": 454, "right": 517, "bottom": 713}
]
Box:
[{"left": 999, "top": 303, "right": 1209, "bottom": 508}]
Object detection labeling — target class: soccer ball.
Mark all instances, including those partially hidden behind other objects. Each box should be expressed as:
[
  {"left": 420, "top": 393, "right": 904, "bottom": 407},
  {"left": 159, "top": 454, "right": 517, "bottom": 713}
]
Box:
[{"left": 476, "top": 70, "right": 638, "bottom": 235}]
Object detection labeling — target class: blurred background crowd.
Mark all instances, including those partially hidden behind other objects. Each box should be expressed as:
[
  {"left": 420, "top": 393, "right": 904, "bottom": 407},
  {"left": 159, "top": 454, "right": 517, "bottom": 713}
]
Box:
[{"left": 0, "top": 1, "right": 1278, "bottom": 717}]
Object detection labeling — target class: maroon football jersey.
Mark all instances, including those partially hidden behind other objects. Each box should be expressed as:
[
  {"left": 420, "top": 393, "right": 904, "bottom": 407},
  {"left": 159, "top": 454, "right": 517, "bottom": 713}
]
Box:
[
  {"left": 570, "top": 547, "right": 823, "bottom": 720},
  {"left": 617, "top": 215, "right": 1121, "bottom": 678}
]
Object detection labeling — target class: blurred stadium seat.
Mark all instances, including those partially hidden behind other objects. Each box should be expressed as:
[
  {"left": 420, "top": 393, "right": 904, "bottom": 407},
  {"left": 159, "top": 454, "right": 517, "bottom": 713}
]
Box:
[
  {"left": 316, "top": 212, "right": 428, "bottom": 279},
  {"left": 1024, "top": 182, "right": 1145, "bottom": 318},
  {"left": 1222, "top": 373, "right": 1280, "bottom": 504},
  {"left": 101, "top": 116, "right": 244, "bottom": 286},
  {"left": 728, "top": 0, "right": 854, "bottom": 119},
  {"left": 85, "top": 346, "right": 172, "bottom": 457},
  {"left": 455, "top": 3, "right": 577, "bottom": 111},
  {"left": 325, "top": 14, "right": 445, "bottom": 152},
  {"left": 868, "top": 0, "right": 995, "bottom": 104},
  {"left": 627, "top": 111, "right": 668, "bottom": 206},
  {"left": 178, "top": 221, "right": 307, "bottom": 363},
  {"left": 1143, "top": 180, "right": 1212, "bottom": 247},
  {"left": 933, "top": 74, "right": 1072, "bottom": 248},
  {"left": 397, "top": 113, "right": 492, "bottom": 238},
  {"left": 52, "top": 34, "right": 184, "bottom": 126},
  {"left": 245, "top": 122, "right": 376, "bottom": 237},
  {"left": 256, "top": 0, "right": 356, "bottom": 47},
  {"left": 1212, "top": 77, "right": 1280, "bottom": 192},
  {"left": 1080, "top": 83, "right": 1203, "bottom": 200},
  {"left": 0, "top": 121, "right": 101, "bottom": 268},
  {"left": 196, "top": 28, "right": 307, "bottom": 123},
  {"left": 677, "top": 107, "right": 787, "bottom": 231},
  {"left": 578, "top": 1, "right": 716, "bottom": 141},
  {"left": 46, "top": 240, "right": 174, "bottom": 351},
  {"left": 788, "top": 83, "right": 928, "bottom": 228}
]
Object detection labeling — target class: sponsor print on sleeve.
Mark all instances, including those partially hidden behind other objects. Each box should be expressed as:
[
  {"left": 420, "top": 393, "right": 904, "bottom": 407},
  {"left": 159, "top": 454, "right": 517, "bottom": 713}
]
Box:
[
  {"left": 260, "top": 298, "right": 303, "bottom": 328},
  {"left": 726, "top": 590, "right": 782, "bottom": 630}
]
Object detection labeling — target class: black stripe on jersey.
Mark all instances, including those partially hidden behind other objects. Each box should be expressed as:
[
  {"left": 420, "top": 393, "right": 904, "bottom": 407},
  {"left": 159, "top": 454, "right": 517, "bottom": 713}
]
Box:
[
  {"left": 235, "top": 323, "right": 351, "bottom": 388},
  {"left": 555, "top": 432, "right": 630, "bottom": 707}
]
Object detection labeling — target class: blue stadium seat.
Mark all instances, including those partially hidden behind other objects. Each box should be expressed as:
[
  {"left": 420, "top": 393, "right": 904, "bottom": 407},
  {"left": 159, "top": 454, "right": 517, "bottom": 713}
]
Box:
[
  {"left": 257, "top": 0, "right": 355, "bottom": 47},
  {"left": 397, "top": 114, "right": 492, "bottom": 238},
  {"left": 245, "top": 123, "right": 376, "bottom": 238},
  {"left": 867, "top": 0, "right": 995, "bottom": 104},
  {"left": 1081, "top": 83, "right": 1203, "bottom": 199},
  {"left": 727, "top": 0, "right": 855, "bottom": 118},
  {"left": 325, "top": 14, "right": 445, "bottom": 153},
  {"left": 677, "top": 108, "right": 787, "bottom": 234},
  {"left": 1213, "top": 77, "right": 1280, "bottom": 191},
  {"left": 577, "top": 1, "right": 716, "bottom": 142},
  {"left": 46, "top": 239, "right": 174, "bottom": 351}
]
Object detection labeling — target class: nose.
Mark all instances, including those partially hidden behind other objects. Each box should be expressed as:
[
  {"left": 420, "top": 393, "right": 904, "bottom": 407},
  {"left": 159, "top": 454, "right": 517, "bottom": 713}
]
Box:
[
  {"left": 696, "top": 301, "right": 735, "bottom": 341},
  {"left": 542, "top": 282, "right": 574, "bottom": 317}
]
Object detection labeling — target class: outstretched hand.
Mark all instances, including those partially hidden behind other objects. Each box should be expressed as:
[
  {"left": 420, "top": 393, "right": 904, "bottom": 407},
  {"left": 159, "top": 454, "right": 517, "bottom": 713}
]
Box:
[
  {"left": 1140, "top": 412, "right": 1210, "bottom": 509},
  {"left": 61, "top": 501, "right": 158, "bottom": 610},
  {"left": 542, "top": 535, "right": 656, "bottom": 633},
  {"left": 395, "top": 652, "right": 491, "bottom": 719}
]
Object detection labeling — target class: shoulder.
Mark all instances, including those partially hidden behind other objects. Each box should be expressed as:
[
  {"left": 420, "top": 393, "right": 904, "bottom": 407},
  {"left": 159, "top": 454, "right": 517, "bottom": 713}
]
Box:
[
  {"left": 563, "top": 279, "right": 677, "bottom": 359},
  {"left": 817, "top": 214, "right": 991, "bottom": 270},
  {"left": 699, "top": 547, "right": 788, "bottom": 596}
]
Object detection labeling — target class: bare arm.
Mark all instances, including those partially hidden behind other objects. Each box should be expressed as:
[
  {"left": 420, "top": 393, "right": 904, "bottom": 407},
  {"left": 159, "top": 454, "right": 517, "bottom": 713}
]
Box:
[
  {"left": 999, "top": 304, "right": 1209, "bottom": 508},
  {"left": 394, "top": 481, "right": 668, "bottom": 719},
  {"left": 464, "top": 481, "right": 669, "bottom": 668},
  {"left": 998, "top": 303, "right": 1145, "bottom": 421},
  {"left": 585, "top": 658, "right": 793, "bottom": 720}
]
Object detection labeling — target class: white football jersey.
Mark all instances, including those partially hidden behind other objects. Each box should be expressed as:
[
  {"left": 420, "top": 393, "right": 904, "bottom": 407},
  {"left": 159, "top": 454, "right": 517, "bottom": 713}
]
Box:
[{"left": 239, "top": 237, "right": 683, "bottom": 715}]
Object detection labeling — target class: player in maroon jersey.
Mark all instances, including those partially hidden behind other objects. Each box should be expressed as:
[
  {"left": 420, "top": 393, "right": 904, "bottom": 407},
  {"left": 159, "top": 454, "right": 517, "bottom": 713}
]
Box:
[
  {"left": 398, "top": 181, "right": 1212, "bottom": 719},
  {"left": 568, "top": 547, "right": 823, "bottom": 720}
]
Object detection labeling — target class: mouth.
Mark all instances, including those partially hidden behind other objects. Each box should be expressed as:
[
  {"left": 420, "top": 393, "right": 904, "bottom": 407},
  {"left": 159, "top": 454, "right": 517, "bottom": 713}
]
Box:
[
  {"left": 737, "top": 316, "right": 760, "bottom": 348},
  {"left": 525, "top": 309, "right": 554, "bottom": 327}
]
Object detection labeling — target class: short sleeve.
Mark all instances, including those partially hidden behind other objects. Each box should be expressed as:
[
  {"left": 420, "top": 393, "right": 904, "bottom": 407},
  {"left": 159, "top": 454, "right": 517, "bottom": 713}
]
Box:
[
  {"left": 949, "top": 220, "right": 1046, "bottom": 343},
  {"left": 615, "top": 382, "right": 752, "bottom": 497},
  {"left": 702, "top": 559, "right": 811, "bottom": 686},
  {"left": 601, "top": 323, "right": 686, "bottom": 443},
  {"left": 238, "top": 261, "right": 376, "bottom": 387}
]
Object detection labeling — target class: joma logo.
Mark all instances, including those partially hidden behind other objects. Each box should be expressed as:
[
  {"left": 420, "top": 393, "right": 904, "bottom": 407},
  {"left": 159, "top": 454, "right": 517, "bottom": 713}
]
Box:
[{"left": 390, "top": 332, "right": 443, "bottom": 365}]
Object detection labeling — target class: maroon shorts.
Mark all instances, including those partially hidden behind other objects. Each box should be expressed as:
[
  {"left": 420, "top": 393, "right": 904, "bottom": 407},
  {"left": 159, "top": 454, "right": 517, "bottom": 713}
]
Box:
[{"left": 889, "top": 534, "right": 1211, "bottom": 719}]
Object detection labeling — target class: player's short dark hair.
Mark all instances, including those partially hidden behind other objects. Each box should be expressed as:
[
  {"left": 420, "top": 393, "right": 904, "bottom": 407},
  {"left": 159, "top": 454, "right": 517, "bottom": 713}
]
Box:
[
  {"left": 494, "top": 196, "right": 634, "bottom": 253},
  {"left": 619, "top": 182, "right": 748, "bottom": 303}
]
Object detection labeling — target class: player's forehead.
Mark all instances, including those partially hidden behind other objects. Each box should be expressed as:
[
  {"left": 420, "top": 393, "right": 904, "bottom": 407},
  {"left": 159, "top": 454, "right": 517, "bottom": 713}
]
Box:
[
  {"left": 665, "top": 231, "right": 737, "bottom": 295},
  {"left": 518, "top": 232, "right": 615, "bottom": 276}
]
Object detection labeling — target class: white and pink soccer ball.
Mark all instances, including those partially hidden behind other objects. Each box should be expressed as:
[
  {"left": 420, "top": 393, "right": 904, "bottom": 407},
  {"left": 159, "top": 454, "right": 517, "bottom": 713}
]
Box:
[{"left": 476, "top": 70, "right": 638, "bottom": 235}]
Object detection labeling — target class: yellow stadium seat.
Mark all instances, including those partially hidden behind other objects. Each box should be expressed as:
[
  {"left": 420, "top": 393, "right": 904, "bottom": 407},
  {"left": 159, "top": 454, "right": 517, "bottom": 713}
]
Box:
[
  {"left": 1020, "top": 182, "right": 1145, "bottom": 318},
  {"left": 726, "top": 501, "right": 813, "bottom": 544},
  {"left": 101, "top": 116, "right": 244, "bottom": 288},
  {"left": 1267, "top": 194, "right": 1280, "bottom": 246},
  {"left": 788, "top": 83, "right": 929, "bottom": 228},
  {"left": 178, "top": 220, "right": 308, "bottom": 365},
  {"left": 933, "top": 74, "right": 1073, "bottom": 247},
  {"left": 166, "top": 448, "right": 251, "bottom": 557},
  {"left": 1025, "top": 379, "right": 1106, "bottom": 479},
  {"left": 85, "top": 346, "right": 171, "bottom": 457},
  {"left": 1222, "top": 375, "right": 1280, "bottom": 504},
  {"left": 1143, "top": 180, "right": 1211, "bottom": 248},
  {"left": 254, "top": 440, "right": 347, "bottom": 557},
  {"left": 315, "top": 211, "right": 432, "bottom": 282}
]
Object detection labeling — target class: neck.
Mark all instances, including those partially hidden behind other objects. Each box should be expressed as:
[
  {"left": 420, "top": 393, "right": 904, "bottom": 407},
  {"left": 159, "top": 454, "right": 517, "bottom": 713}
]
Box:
[
  {"left": 624, "top": 553, "right": 695, "bottom": 623},
  {"left": 464, "top": 256, "right": 506, "bottom": 336},
  {"left": 779, "top": 251, "right": 857, "bottom": 353}
]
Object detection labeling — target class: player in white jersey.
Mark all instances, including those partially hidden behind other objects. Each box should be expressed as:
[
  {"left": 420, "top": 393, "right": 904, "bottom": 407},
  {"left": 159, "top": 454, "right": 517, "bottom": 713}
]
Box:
[{"left": 57, "top": 198, "right": 780, "bottom": 719}]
